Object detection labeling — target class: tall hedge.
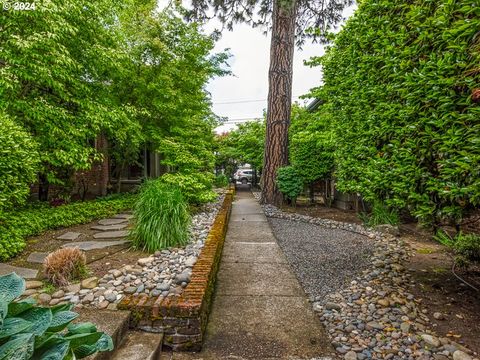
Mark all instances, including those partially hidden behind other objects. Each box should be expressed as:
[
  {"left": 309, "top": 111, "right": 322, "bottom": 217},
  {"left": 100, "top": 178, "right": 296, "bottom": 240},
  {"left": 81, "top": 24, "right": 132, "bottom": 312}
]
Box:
[
  {"left": 311, "top": 0, "right": 480, "bottom": 226},
  {"left": 0, "top": 113, "right": 39, "bottom": 211}
]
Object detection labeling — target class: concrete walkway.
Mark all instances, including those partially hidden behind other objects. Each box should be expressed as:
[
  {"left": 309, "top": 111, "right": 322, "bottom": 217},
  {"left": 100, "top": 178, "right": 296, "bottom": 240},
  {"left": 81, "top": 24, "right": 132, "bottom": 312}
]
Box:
[{"left": 166, "top": 186, "right": 333, "bottom": 360}]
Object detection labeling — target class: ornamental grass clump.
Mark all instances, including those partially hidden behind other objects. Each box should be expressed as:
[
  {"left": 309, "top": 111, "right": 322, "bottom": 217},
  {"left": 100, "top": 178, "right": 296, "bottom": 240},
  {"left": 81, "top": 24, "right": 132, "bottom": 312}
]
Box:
[
  {"left": 43, "top": 248, "right": 88, "bottom": 287},
  {"left": 131, "top": 180, "right": 191, "bottom": 252}
]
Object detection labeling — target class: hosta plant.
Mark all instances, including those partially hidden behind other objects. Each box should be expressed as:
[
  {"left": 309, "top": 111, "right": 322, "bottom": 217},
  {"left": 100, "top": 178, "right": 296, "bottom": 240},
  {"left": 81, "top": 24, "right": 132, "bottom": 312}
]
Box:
[{"left": 0, "top": 272, "right": 113, "bottom": 359}]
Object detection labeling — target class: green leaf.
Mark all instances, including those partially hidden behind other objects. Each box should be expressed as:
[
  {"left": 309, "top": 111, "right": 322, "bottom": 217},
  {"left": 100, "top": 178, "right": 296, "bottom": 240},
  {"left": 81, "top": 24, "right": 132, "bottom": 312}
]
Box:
[
  {"left": 94, "top": 333, "right": 114, "bottom": 353},
  {"left": 21, "top": 307, "right": 53, "bottom": 336},
  {"left": 34, "top": 333, "right": 61, "bottom": 351},
  {"left": 0, "top": 302, "right": 7, "bottom": 326},
  {"left": 72, "top": 344, "right": 96, "bottom": 359},
  {"left": 73, "top": 333, "right": 113, "bottom": 359},
  {"left": 65, "top": 332, "right": 103, "bottom": 349},
  {"left": 0, "top": 318, "right": 32, "bottom": 340},
  {"left": 48, "top": 311, "right": 79, "bottom": 332},
  {"left": 8, "top": 298, "right": 36, "bottom": 317},
  {"left": 0, "top": 333, "right": 34, "bottom": 360},
  {"left": 66, "top": 323, "right": 97, "bottom": 335},
  {"left": 50, "top": 303, "right": 73, "bottom": 315},
  {"left": 36, "top": 340, "right": 70, "bottom": 360},
  {"left": 0, "top": 273, "right": 25, "bottom": 303}
]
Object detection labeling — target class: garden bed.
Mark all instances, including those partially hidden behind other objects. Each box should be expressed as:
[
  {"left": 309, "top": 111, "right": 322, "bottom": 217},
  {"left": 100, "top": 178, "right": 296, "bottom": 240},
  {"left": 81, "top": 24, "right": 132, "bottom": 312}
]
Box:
[
  {"left": 253, "top": 192, "right": 479, "bottom": 360},
  {"left": 118, "top": 188, "right": 234, "bottom": 351},
  {"left": 15, "top": 190, "right": 227, "bottom": 311}
]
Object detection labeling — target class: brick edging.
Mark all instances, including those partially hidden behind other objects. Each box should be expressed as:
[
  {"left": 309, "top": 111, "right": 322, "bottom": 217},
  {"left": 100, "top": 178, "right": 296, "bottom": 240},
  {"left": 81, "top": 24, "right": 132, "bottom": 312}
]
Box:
[{"left": 118, "top": 187, "right": 235, "bottom": 351}]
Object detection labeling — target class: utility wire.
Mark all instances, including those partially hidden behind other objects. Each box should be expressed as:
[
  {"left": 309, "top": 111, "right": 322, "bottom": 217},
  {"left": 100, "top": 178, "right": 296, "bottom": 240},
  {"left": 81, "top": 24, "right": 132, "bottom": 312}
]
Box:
[{"left": 213, "top": 95, "right": 302, "bottom": 105}]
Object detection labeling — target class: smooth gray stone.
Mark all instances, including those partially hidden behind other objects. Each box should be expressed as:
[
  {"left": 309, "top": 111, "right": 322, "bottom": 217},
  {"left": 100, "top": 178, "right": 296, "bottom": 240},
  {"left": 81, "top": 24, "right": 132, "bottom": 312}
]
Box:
[
  {"left": 91, "top": 224, "right": 127, "bottom": 231},
  {"left": 62, "top": 240, "right": 129, "bottom": 251},
  {"left": 114, "top": 214, "right": 133, "bottom": 220},
  {"left": 0, "top": 264, "right": 38, "bottom": 279},
  {"left": 93, "top": 230, "right": 129, "bottom": 239},
  {"left": 57, "top": 232, "right": 82, "bottom": 240},
  {"left": 26, "top": 252, "right": 48, "bottom": 264},
  {"left": 98, "top": 218, "right": 127, "bottom": 226}
]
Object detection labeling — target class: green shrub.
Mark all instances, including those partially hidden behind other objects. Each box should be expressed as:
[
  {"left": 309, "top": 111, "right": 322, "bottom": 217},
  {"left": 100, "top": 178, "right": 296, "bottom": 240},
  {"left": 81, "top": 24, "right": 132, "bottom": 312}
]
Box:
[
  {"left": 131, "top": 181, "right": 191, "bottom": 252},
  {"left": 214, "top": 174, "right": 229, "bottom": 188},
  {"left": 454, "top": 233, "right": 480, "bottom": 264},
  {"left": 0, "top": 194, "right": 136, "bottom": 261},
  {"left": 0, "top": 113, "right": 39, "bottom": 212},
  {"left": 160, "top": 172, "right": 217, "bottom": 204},
  {"left": 0, "top": 272, "right": 113, "bottom": 359},
  {"left": 359, "top": 201, "right": 400, "bottom": 227},
  {"left": 276, "top": 166, "right": 303, "bottom": 203},
  {"left": 309, "top": 0, "right": 480, "bottom": 226},
  {"left": 289, "top": 107, "right": 334, "bottom": 187},
  {"left": 433, "top": 229, "right": 455, "bottom": 248}
]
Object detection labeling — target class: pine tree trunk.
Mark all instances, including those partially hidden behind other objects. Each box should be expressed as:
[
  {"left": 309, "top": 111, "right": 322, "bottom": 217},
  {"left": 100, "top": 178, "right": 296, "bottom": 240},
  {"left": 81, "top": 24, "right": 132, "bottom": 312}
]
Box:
[{"left": 261, "top": 0, "right": 297, "bottom": 205}]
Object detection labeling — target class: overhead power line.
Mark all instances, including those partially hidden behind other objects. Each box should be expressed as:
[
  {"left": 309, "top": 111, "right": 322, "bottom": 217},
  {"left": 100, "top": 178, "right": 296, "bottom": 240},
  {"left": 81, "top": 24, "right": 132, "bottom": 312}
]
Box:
[{"left": 213, "top": 95, "right": 302, "bottom": 105}]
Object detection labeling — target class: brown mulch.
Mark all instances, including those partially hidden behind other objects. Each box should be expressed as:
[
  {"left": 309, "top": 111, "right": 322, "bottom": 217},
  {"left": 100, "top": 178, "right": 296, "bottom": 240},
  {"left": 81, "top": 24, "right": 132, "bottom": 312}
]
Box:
[{"left": 402, "top": 226, "right": 480, "bottom": 353}]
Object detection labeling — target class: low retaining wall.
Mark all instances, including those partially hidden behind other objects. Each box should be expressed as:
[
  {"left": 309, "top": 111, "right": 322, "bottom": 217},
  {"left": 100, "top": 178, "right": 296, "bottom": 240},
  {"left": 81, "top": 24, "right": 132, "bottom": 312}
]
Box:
[{"left": 118, "top": 188, "right": 235, "bottom": 351}]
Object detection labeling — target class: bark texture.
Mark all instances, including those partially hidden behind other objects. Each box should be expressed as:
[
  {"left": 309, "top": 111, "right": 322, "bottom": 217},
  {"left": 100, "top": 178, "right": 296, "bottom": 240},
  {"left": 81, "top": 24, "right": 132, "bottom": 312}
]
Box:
[{"left": 261, "top": 0, "right": 297, "bottom": 205}]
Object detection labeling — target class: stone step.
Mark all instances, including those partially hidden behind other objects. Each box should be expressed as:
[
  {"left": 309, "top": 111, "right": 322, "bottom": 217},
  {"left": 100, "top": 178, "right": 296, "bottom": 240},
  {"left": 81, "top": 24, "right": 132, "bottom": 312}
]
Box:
[
  {"left": 75, "top": 308, "right": 131, "bottom": 360},
  {"left": 110, "top": 331, "right": 163, "bottom": 360},
  {"left": 62, "top": 240, "right": 129, "bottom": 251},
  {"left": 93, "top": 230, "right": 129, "bottom": 239},
  {"left": 91, "top": 224, "right": 128, "bottom": 231},
  {"left": 114, "top": 214, "right": 134, "bottom": 220},
  {"left": 57, "top": 231, "right": 82, "bottom": 240},
  {"left": 0, "top": 264, "right": 38, "bottom": 279},
  {"left": 26, "top": 252, "right": 48, "bottom": 264},
  {"left": 98, "top": 218, "right": 128, "bottom": 226}
]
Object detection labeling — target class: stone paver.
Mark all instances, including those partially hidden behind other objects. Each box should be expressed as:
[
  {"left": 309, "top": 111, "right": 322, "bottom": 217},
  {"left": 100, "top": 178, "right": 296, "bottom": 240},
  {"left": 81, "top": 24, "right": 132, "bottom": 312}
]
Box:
[
  {"left": 169, "top": 185, "right": 333, "bottom": 359},
  {"left": 26, "top": 252, "right": 48, "bottom": 264},
  {"left": 98, "top": 218, "right": 128, "bottom": 226},
  {"left": 93, "top": 230, "right": 129, "bottom": 239},
  {"left": 57, "top": 231, "right": 82, "bottom": 240},
  {"left": 91, "top": 224, "right": 128, "bottom": 231},
  {"left": 0, "top": 263, "right": 38, "bottom": 279},
  {"left": 114, "top": 214, "right": 133, "bottom": 220},
  {"left": 62, "top": 240, "right": 129, "bottom": 251}
]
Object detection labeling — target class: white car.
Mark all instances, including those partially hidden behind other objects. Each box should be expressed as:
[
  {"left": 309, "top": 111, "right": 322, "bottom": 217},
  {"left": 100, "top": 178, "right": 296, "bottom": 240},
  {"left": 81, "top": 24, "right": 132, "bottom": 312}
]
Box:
[{"left": 234, "top": 169, "right": 253, "bottom": 184}]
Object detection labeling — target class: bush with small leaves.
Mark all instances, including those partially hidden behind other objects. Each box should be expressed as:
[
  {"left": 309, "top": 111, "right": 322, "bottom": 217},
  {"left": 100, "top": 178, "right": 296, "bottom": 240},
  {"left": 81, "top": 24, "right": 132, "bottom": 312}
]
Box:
[
  {"left": 214, "top": 174, "right": 229, "bottom": 188},
  {"left": 44, "top": 248, "right": 88, "bottom": 287},
  {"left": 309, "top": 0, "right": 480, "bottom": 226},
  {"left": 160, "top": 172, "right": 217, "bottom": 205},
  {"left": 454, "top": 233, "right": 480, "bottom": 266},
  {"left": 0, "top": 113, "right": 39, "bottom": 212},
  {"left": 276, "top": 166, "right": 304, "bottom": 204},
  {"left": 0, "top": 272, "right": 113, "bottom": 359}
]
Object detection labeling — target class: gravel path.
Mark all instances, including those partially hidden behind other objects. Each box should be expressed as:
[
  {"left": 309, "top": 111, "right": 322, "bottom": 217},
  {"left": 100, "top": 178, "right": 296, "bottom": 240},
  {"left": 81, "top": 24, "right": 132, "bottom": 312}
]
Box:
[{"left": 269, "top": 218, "right": 374, "bottom": 301}]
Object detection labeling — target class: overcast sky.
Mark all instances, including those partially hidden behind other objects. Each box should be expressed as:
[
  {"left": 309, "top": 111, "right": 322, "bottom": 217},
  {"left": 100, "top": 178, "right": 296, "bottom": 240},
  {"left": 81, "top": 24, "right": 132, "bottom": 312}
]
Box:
[
  {"left": 159, "top": 2, "right": 355, "bottom": 133},
  {"left": 209, "top": 22, "right": 324, "bottom": 133}
]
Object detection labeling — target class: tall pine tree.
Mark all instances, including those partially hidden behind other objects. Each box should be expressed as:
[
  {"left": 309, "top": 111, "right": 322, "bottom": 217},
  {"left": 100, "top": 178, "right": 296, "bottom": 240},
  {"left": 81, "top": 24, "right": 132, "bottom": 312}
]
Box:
[{"left": 186, "top": 0, "right": 352, "bottom": 204}]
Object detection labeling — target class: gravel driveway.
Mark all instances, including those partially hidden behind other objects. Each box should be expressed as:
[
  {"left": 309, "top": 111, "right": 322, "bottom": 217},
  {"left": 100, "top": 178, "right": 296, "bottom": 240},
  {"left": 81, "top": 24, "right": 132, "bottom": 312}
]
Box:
[{"left": 268, "top": 218, "right": 374, "bottom": 301}]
